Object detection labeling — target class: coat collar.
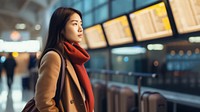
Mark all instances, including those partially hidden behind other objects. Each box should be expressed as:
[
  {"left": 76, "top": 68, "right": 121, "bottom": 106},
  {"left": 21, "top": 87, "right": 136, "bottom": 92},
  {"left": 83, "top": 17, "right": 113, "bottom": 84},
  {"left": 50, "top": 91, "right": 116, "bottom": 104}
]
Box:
[{"left": 65, "top": 59, "right": 85, "bottom": 100}]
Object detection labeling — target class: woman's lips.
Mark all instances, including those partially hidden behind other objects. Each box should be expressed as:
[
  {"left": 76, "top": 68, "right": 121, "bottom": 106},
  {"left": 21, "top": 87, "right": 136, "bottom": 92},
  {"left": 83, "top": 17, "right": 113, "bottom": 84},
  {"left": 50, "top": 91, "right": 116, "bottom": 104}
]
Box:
[{"left": 78, "top": 34, "right": 83, "bottom": 37}]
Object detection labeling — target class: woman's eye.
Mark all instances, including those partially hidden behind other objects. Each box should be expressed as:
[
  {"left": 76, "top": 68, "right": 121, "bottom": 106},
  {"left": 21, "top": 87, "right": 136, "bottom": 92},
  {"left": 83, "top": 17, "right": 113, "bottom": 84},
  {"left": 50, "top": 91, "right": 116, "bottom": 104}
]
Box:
[{"left": 73, "top": 23, "right": 78, "bottom": 25}]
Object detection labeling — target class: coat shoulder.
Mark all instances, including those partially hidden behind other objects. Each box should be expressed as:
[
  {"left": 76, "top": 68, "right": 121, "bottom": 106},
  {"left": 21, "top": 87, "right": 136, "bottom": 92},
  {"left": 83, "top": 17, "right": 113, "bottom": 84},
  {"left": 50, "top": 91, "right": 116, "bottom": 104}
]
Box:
[{"left": 42, "top": 51, "right": 61, "bottom": 62}]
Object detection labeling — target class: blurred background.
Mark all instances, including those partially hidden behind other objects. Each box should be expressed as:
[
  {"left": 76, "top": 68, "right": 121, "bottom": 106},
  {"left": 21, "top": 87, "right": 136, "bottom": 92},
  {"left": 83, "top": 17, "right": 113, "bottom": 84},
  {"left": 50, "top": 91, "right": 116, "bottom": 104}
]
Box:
[{"left": 0, "top": 0, "right": 200, "bottom": 112}]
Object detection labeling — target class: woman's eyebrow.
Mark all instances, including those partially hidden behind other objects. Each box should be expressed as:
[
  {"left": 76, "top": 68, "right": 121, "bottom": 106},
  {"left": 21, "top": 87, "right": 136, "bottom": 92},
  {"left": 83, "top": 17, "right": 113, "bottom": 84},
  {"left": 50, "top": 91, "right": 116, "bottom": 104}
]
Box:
[{"left": 70, "top": 20, "right": 82, "bottom": 23}]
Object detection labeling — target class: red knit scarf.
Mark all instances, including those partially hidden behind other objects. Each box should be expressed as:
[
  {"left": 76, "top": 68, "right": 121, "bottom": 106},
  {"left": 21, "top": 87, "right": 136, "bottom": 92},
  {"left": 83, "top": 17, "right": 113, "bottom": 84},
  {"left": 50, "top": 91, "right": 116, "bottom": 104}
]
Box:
[{"left": 63, "top": 42, "right": 94, "bottom": 112}]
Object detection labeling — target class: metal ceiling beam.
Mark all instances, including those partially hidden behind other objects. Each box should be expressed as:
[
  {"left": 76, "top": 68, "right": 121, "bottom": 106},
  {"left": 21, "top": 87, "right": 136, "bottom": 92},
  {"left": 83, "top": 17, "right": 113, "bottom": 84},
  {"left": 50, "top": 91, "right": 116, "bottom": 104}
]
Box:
[
  {"left": 31, "top": 0, "right": 48, "bottom": 8},
  {"left": 0, "top": 10, "right": 36, "bottom": 29},
  {"left": 0, "top": 17, "right": 9, "bottom": 29},
  {"left": 20, "top": 0, "right": 32, "bottom": 11},
  {"left": 0, "top": 0, "right": 58, "bottom": 39},
  {"left": 19, "top": 9, "right": 36, "bottom": 25},
  {"left": 48, "top": 0, "right": 59, "bottom": 8},
  {"left": 0, "top": 9, "right": 18, "bottom": 17}
]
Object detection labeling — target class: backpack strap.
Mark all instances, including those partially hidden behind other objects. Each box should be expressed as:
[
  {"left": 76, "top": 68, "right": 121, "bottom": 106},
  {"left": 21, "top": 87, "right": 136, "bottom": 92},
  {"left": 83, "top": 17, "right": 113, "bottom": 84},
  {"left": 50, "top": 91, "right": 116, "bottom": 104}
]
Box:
[{"left": 43, "top": 48, "right": 66, "bottom": 106}]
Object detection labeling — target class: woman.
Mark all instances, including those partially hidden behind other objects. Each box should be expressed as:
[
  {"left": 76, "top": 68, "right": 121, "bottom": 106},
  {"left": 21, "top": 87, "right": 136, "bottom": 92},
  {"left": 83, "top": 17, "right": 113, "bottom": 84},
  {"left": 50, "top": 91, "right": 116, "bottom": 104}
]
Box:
[{"left": 35, "top": 7, "right": 94, "bottom": 112}]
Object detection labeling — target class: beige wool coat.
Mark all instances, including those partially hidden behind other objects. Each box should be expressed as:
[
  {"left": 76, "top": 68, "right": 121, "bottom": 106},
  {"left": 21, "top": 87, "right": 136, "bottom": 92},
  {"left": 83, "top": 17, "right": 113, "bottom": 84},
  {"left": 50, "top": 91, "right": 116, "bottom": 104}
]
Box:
[{"left": 35, "top": 51, "right": 87, "bottom": 112}]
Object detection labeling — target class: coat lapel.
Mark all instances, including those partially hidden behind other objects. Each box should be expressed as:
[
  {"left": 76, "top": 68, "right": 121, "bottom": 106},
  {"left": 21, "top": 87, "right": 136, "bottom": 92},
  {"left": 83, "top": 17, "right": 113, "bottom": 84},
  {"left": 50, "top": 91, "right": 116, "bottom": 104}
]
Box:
[{"left": 65, "top": 59, "right": 85, "bottom": 100}]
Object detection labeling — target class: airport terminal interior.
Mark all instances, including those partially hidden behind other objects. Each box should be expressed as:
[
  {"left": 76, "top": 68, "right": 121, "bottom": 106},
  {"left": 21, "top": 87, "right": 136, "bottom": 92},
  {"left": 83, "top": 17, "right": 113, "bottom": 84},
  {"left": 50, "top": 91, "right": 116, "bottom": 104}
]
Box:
[{"left": 0, "top": 0, "right": 200, "bottom": 112}]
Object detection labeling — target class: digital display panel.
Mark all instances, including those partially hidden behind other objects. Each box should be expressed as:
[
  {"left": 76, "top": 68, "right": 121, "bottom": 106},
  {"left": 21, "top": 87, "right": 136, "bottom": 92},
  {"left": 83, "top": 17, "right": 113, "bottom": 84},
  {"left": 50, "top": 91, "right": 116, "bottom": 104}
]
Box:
[
  {"left": 102, "top": 15, "right": 133, "bottom": 46},
  {"left": 84, "top": 24, "right": 107, "bottom": 49},
  {"left": 169, "top": 0, "right": 200, "bottom": 34},
  {"left": 129, "top": 2, "right": 172, "bottom": 41}
]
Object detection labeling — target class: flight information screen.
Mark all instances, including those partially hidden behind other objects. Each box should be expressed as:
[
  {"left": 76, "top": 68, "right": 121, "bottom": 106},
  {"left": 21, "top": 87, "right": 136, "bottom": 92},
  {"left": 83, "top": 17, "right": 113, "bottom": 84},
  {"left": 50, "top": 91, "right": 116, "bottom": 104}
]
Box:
[
  {"left": 169, "top": 0, "right": 200, "bottom": 34},
  {"left": 129, "top": 2, "right": 172, "bottom": 41},
  {"left": 84, "top": 24, "right": 107, "bottom": 49},
  {"left": 103, "top": 15, "right": 133, "bottom": 46}
]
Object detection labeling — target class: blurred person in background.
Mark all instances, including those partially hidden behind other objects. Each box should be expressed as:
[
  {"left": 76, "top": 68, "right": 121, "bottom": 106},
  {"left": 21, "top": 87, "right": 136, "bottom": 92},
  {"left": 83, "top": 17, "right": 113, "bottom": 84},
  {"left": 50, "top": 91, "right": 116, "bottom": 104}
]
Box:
[
  {"left": 22, "top": 53, "right": 37, "bottom": 91},
  {"left": 34, "top": 7, "right": 94, "bottom": 112},
  {"left": 3, "top": 53, "right": 17, "bottom": 90},
  {"left": 0, "top": 55, "right": 3, "bottom": 83}
]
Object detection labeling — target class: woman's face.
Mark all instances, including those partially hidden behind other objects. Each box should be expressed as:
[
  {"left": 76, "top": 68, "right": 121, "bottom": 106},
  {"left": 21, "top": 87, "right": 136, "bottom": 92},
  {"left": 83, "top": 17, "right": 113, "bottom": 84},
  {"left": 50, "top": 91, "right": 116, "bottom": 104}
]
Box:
[{"left": 63, "top": 13, "right": 83, "bottom": 43}]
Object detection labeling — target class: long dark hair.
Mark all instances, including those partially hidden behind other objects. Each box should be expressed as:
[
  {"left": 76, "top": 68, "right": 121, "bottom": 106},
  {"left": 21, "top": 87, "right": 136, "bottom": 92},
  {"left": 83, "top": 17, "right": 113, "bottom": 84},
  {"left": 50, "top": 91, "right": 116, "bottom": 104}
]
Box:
[{"left": 38, "top": 7, "right": 82, "bottom": 65}]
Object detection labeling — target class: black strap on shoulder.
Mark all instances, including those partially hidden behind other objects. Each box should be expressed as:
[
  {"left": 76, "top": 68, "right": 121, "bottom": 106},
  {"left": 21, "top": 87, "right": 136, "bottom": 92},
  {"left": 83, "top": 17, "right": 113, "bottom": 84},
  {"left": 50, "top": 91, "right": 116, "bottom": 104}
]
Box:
[{"left": 43, "top": 48, "right": 66, "bottom": 106}]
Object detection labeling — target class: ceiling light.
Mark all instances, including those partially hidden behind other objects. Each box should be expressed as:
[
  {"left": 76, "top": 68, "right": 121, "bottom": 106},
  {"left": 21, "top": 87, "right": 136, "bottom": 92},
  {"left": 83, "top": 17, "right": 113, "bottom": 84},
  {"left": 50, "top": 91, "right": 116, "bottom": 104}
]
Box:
[
  {"left": 188, "top": 36, "right": 200, "bottom": 43},
  {"left": 35, "top": 24, "right": 41, "bottom": 30},
  {"left": 147, "top": 44, "right": 164, "bottom": 50},
  {"left": 15, "top": 23, "right": 26, "bottom": 30},
  {"left": 112, "top": 46, "right": 146, "bottom": 55},
  {"left": 1, "top": 40, "right": 40, "bottom": 52}
]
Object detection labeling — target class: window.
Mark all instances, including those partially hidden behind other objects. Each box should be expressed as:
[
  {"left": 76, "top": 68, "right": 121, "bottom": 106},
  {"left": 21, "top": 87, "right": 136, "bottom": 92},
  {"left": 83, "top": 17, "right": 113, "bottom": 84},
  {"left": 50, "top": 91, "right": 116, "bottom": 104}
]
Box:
[
  {"left": 73, "top": 1, "right": 83, "bottom": 13},
  {"left": 83, "top": 0, "right": 93, "bottom": 12},
  {"left": 94, "top": 0, "right": 108, "bottom": 7},
  {"left": 94, "top": 5, "right": 108, "bottom": 24},
  {"left": 136, "top": 0, "right": 158, "bottom": 9},
  {"left": 111, "top": 0, "right": 134, "bottom": 17},
  {"left": 83, "top": 13, "right": 93, "bottom": 28}
]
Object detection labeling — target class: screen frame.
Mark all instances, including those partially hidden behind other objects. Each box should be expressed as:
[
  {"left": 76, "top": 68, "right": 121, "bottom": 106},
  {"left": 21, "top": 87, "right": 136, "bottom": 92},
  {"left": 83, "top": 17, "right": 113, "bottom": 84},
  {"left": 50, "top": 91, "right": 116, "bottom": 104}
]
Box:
[
  {"left": 128, "top": 1, "right": 175, "bottom": 42},
  {"left": 167, "top": 0, "right": 200, "bottom": 34},
  {"left": 84, "top": 24, "right": 108, "bottom": 49},
  {"left": 102, "top": 14, "right": 135, "bottom": 46}
]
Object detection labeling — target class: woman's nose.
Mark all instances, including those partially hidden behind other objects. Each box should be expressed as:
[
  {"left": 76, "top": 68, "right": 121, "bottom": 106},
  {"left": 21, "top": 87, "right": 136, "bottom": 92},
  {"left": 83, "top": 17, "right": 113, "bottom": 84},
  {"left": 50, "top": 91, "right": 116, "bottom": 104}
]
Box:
[{"left": 78, "top": 25, "right": 83, "bottom": 32}]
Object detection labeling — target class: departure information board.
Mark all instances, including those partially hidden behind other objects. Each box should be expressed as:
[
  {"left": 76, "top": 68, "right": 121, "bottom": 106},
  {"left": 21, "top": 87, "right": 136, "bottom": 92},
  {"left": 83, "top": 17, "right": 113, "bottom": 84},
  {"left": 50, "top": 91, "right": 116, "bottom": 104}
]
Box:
[
  {"left": 129, "top": 2, "right": 172, "bottom": 41},
  {"left": 169, "top": 0, "right": 200, "bottom": 34},
  {"left": 103, "top": 15, "right": 133, "bottom": 46},
  {"left": 84, "top": 24, "right": 107, "bottom": 49}
]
